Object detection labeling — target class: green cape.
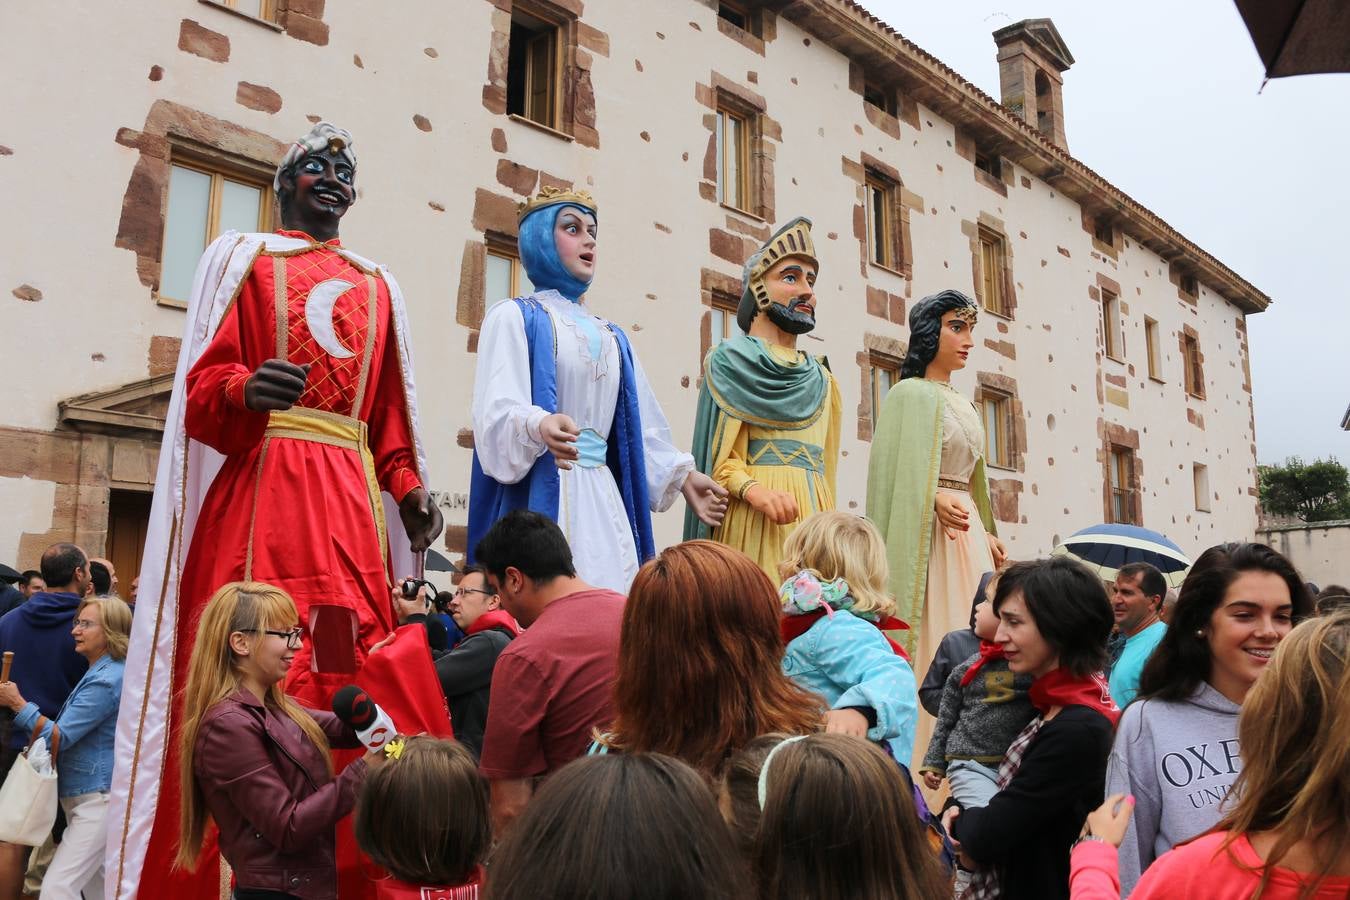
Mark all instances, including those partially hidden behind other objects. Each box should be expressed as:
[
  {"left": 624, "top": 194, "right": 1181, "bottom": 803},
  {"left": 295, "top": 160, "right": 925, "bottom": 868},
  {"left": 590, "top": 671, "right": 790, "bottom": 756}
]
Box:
[
  {"left": 865, "top": 378, "right": 996, "bottom": 653},
  {"left": 684, "top": 335, "right": 829, "bottom": 540}
]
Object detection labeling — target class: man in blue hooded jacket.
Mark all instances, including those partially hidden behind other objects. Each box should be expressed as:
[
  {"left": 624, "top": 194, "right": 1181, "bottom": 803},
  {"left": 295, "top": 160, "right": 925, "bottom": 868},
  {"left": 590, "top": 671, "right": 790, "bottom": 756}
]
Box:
[{"left": 0, "top": 543, "right": 91, "bottom": 892}]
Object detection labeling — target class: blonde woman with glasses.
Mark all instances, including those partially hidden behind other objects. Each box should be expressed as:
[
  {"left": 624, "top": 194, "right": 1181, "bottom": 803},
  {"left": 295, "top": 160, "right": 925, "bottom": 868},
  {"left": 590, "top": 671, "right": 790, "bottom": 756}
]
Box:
[
  {"left": 0, "top": 594, "right": 132, "bottom": 900},
  {"left": 175, "top": 582, "right": 377, "bottom": 900}
]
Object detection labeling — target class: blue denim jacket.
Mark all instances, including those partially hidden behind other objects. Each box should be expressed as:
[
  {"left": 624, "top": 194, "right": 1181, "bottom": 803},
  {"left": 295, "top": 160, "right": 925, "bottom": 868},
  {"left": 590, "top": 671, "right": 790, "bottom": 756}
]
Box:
[
  {"left": 782, "top": 610, "right": 918, "bottom": 761},
  {"left": 15, "top": 655, "right": 125, "bottom": 797}
]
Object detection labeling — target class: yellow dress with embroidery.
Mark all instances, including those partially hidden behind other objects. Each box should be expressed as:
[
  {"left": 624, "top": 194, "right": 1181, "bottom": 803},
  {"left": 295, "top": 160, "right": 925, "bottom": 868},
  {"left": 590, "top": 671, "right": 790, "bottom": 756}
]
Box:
[{"left": 709, "top": 343, "right": 842, "bottom": 579}]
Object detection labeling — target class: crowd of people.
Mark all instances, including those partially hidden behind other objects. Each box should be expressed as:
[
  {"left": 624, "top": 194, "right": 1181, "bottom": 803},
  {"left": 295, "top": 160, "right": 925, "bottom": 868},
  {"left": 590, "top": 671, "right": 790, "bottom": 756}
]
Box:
[
  {"left": 3, "top": 121, "right": 1349, "bottom": 900},
  {"left": 2, "top": 517, "right": 1349, "bottom": 900}
]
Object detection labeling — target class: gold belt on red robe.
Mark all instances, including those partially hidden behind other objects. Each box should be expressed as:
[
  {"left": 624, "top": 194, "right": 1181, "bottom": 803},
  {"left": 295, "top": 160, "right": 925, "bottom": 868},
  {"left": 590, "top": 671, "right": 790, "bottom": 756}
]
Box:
[{"left": 262, "top": 407, "right": 388, "bottom": 560}]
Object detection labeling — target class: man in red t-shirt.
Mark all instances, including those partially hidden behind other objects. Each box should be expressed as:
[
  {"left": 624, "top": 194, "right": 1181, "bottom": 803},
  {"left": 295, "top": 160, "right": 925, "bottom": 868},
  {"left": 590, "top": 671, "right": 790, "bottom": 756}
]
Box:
[{"left": 474, "top": 510, "right": 625, "bottom": 834}]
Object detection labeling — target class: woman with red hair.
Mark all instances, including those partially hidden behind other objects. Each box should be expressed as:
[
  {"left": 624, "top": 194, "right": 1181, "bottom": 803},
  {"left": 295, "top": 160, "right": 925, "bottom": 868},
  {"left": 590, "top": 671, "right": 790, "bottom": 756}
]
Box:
[{"left": 596, "top": 540, "right": 823, "bottom": 778}]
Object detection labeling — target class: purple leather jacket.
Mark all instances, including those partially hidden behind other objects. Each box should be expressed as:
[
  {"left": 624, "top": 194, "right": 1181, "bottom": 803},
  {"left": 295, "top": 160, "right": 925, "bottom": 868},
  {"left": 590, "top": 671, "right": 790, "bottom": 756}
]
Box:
[{"left": 193, "top": 689, "right": 365, "bottom": 900}]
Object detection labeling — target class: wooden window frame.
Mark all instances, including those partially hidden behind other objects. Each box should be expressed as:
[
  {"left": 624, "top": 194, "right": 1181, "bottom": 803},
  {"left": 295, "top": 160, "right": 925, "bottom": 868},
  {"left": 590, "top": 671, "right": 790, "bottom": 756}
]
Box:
[
  {"left": 1179, "top": 273, "right": 1199, "bottom": 300},
  {"left": 157, "top": 148, "right": 273, "bottom": 308},
  {"left": 715, "top": 101, "right": 754, "bottom": 215},
  {"left": 1101, "top": 289, "right": 1123, "bottom": 361},
  {"left": 202, "top": 0, "right": 278, "bottom": 25},
  {"left": 484, "top": 232, "right": 536, "bottom": 305},
  {"left": 974, "top": 148, "right": 1002, "bottom": 180},
  {"left": 977, "top": 387, "right": 1014, "bottom": 470},
  {"left": 1182, "top": 333, "right": 1205, "bottom": 399},
  {"left": 1144, "top": 317, "right": 1163, "bottom": 381},
  {"left": 868, "top": 351, "right": 901, "bottom": 430},
  {"left": 717, "top": 0, "right": 751, "bottom": 32},
  {"left": 707, "top": 290, "right": 739, "bottom": 353},
  {"left": 1109, "top": 446, "right": 1138, "bottom": 525},
  {"left": 862, "top": 81, "right": 896, "bottom": 116},
  {"left": 1193, "top": 463, "right": 1211, "bottom": 513},
  {"left": 505, "top": 2, "right": 570, "bottom": 136},
  {"left": 864, "top": 170, "right": 899, "bottom": 272},
  {"left": 977, "top": 226, "right": 1009, "bottom": 318},
  {"left": 1093, "top": 218, "right": 1114, "bottom": 247}
]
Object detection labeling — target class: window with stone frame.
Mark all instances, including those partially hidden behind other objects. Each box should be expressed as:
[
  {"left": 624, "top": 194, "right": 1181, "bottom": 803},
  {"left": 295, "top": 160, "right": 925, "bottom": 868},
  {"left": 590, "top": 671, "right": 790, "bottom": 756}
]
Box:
[
  {"left": 708, "top": 291, "right": 740, "bottom": 348},
  {"left": 862, "top": 81, "right": 897, "bottom": 116},
  {"left": 974, "top": 147, "right": 1002, "bottom": 180},
  {"left": 506, "top": 6, "right": 561, "bottom": 129},
  {"left": 484, "top": 234, "right": 534, "bottom": 305},
  {"left": 1144, "top": 317, "right": 1163, "bottom": 381},
  {"left": 1182, "top": 333, "right": 1205, "bottom": 398},
  {"left": 868, "top": 352, "right": 900, "bottom": 430},
  {"left": 864, "top": 170, "right": 900, "bottom": 271},
  {"left": 976, "top": 226, "right": 1009, "bottom": 317},
  {"left": 1179, "top": 272, "right": 1199, "bottom": 300},
  {"left": 717, "top": 0, "right": 753, "bottom": 32},
  {"left": 715, "top": 101, "right": 754, "bottom": 213},
  {"left": 208, "top": 0, "right": 277, "bottom": 23},
  {"left": 1101, "top": 288, "right": 1123, "bottom": 361},
  {"left": 1093, "top": 217, "right": 1114, "bottom": 247},
  {"left": 977, "top": 387, "right": 1014, "bottom": 469},
  {"left": 159, "top": 151, "right": 272, "bottom": 306},
  {"left": 1108, "top": 446, "right": 1138, "bottom": 525}
]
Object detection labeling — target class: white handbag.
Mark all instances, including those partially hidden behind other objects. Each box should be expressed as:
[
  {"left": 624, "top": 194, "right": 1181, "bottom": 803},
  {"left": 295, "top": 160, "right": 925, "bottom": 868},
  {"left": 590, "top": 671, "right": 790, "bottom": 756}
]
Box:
[{"left": 0, "top": 716, "right": 61, "bottom": 845}]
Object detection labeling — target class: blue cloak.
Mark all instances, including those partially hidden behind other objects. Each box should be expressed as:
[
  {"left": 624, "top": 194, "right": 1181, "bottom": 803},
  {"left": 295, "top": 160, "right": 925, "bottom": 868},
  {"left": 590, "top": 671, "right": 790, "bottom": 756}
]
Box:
[{"left": 467, "top": 296, "right": 655, "bottom": 566}]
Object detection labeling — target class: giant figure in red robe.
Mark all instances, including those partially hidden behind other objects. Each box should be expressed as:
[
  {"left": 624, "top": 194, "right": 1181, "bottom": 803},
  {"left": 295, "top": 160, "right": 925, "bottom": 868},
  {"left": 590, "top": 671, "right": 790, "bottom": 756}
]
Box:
[{"left": 107, "top": 123, "right": 444, "bottom": 899}]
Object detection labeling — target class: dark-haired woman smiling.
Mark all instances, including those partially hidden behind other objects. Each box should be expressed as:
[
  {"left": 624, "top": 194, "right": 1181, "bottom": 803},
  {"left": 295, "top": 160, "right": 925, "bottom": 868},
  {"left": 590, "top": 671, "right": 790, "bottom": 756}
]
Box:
[
  {"left": 944, "top": 557, "right": 1119, "bottom": 900},
  {"left": 1106, "top": 542, "right": 1312, "bottom": 895}
]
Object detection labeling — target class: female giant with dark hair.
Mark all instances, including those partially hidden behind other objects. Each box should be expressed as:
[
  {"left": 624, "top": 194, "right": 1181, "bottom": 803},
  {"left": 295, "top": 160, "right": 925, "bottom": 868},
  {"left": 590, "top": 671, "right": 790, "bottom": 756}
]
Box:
[
  {"left": 866, "top": 290, "right": 1006, "bottom": 716},
  {"left": 598, "top": 540, "right": 823, "bottom": 778},
  {"left": 945, "top": 556, "right": 1118, "bottom": 900},
  {"left": 1105, "top": 542, "right": 1312, "bottom": 895}
]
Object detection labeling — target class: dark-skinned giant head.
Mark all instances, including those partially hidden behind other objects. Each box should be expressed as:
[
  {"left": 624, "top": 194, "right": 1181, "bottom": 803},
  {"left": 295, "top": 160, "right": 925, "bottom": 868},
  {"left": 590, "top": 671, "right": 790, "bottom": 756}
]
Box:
[
  {"left": 736, "top": 216, "right": 819, "bottom": 335},
  {"left": 273, "top": 122, "right": 357, "bottom": 227}
]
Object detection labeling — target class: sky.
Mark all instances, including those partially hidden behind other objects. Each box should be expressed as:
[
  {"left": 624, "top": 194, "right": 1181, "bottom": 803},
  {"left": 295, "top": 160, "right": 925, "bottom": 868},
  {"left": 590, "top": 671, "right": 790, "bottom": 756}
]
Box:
[{"left": 861, "top": 0, "right": 1349, "bottom": 465}]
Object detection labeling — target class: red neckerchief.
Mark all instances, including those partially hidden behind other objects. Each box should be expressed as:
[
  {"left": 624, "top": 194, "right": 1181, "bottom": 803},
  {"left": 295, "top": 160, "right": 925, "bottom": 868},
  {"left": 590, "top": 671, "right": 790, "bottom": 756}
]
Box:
[
  {"left": 959, "top": 640, "right": 1005, "bottom": 687},
  {"left": 465, "top": 609, "right": 521, "bottom": 637},
  {"left": 375, "top": 867, "right": 484, "bottom": 900},
  {"left": 1029, "top": 668, "right": 1120, "bottom": 725},
  {"left": 781, "top": 611, "right": 912, "bottom": 662}
]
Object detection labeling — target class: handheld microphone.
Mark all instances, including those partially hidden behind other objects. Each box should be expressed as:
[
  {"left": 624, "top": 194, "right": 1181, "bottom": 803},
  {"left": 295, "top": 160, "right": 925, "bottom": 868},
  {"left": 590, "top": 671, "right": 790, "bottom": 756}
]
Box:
[{"left": 332, "top": 684, "right": 397, "bottom": 752}]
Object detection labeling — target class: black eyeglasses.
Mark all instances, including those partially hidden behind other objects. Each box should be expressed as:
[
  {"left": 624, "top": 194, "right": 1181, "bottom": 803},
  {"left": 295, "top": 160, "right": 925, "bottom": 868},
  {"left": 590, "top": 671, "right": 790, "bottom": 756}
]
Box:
[
  {"left": 263, "top": 627, "right": 304, "bottom": 649},
  {"left": 453, "top": 587, "right": 495, "bottom": 599}
]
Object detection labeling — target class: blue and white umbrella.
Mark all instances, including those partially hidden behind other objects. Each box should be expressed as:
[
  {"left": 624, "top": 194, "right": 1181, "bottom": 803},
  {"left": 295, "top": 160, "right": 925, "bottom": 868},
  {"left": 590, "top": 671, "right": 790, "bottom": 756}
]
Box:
[{"left": 1052, "top": 523, "right": 1191, "bottom": 588}]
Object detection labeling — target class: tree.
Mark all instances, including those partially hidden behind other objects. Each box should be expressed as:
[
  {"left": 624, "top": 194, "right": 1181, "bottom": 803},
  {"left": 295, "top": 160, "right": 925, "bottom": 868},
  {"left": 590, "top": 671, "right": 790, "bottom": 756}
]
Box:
[{"left": 1258, "top": 457, "right": 1350, "bottom": 523}]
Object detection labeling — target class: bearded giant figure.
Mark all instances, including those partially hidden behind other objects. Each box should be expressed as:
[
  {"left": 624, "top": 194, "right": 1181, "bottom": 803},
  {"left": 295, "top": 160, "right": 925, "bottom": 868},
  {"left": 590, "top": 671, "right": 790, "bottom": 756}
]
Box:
[{"left": 685, "top": 217, "right": 841, "bottom": 578}]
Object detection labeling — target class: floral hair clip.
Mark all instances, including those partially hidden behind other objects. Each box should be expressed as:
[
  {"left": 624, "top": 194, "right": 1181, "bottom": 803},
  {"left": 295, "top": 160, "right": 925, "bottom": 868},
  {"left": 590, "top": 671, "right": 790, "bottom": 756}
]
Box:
[
  {"left": 382, "top": 737, "right": 406, "bottom": 761},
  {"left": 778, "top": 571, "right": 850, "bottom": 616}
]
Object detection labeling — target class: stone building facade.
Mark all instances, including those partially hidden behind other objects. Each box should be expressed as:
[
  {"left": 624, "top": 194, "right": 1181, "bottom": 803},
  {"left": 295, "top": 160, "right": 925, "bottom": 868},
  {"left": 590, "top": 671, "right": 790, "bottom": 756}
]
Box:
[{"left": 0, "top": 0, "right": 1269, "bottom": 578}]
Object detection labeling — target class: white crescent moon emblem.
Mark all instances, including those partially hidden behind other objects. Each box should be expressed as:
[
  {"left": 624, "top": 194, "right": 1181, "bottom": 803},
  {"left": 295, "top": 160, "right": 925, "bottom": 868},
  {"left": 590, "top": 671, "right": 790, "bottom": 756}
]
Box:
[{"left": 305, "top": 278, "right": 358, "bottom": 359}]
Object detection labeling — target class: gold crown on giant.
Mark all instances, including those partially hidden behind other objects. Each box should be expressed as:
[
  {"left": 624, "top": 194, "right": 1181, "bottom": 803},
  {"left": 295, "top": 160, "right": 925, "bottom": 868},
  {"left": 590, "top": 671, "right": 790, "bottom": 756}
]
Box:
[{"left": 517, "top": 185, "right": 598, "bottom": 221}]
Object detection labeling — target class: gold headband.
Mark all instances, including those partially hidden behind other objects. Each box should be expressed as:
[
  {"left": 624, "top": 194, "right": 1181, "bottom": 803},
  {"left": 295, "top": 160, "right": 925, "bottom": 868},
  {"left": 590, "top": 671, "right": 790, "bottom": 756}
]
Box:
[
  {"left": 952, "top": 306, "right": 978, "bottom": 325},
  {"left": 517, "top": 185, "right": 598, "bottom": 222}
]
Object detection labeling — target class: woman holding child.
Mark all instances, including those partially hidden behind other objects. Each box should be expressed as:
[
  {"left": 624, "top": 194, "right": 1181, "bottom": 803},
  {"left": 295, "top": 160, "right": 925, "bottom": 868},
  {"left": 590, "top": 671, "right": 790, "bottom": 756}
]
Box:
[{"left": 944, "top": 556, "right": 1118, "bottom": 900}]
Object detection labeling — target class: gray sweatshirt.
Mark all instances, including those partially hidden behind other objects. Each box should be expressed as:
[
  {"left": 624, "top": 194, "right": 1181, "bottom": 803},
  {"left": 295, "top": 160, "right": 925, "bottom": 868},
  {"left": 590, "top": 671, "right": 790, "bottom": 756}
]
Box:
[{"left": 1106, "top": 682, "right": 1242, "bottom": 896}]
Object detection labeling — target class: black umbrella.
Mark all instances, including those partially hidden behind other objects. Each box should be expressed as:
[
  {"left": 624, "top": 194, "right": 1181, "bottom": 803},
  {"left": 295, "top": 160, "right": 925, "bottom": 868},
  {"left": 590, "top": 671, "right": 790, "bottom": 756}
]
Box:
[
  {"left": 0, "top": 563, "right": 22, "bottom": 584},
  {"left": 1234, "top": 0, "right": 1350, "bottom": 79}
]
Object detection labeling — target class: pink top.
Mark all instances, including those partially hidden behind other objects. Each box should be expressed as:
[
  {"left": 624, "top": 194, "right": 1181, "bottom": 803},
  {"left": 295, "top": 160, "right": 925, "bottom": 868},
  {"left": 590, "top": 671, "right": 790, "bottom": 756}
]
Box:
[{"left": 1071, "top": 831, "right": 1350, "bottom": 900}]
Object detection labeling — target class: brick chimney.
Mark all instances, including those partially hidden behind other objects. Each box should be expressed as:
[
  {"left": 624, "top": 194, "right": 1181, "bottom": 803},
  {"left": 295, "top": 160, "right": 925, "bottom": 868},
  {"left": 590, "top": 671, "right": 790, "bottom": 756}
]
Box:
[{"left": 994, "top": 18, "right": 1074, "bottom": 150}]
